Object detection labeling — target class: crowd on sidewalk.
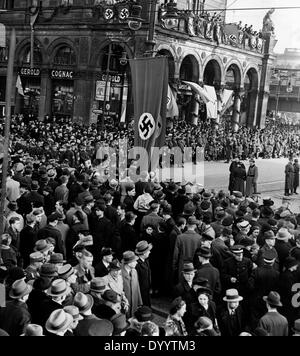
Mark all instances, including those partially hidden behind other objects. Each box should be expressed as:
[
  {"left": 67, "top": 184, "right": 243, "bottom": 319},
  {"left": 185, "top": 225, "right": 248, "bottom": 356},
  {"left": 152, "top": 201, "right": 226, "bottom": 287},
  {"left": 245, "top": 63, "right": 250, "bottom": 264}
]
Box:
[
  {"left": 2, "top": 115, "right": 300, "bottom": 168},
  {"left": 0, "top": 116, "right": 300, "bottom": 336}
]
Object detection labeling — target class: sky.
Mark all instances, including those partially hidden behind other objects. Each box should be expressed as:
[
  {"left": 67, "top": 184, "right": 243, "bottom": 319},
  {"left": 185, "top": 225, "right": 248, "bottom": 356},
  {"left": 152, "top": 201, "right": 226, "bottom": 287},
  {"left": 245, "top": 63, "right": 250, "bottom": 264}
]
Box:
[{"left": 225, "top": 0, "right": 300, "bottom": 53}]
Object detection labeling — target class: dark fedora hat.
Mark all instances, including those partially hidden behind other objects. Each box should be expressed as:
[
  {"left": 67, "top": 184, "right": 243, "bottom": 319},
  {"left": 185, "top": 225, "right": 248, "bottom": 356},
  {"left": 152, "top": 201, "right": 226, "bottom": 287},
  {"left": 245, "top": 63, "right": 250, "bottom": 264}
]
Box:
[
  {"left": 34, "top": 239, "right": 51, "bottom": 253},
  {"left": 263, "top": 291, "right": 282, "bottom": 307},
  {"left": 74, "top": 292, "right": 94, "bottom": 313},
  {"left": 182, "top": 262, "right": 196, "bottom": 273},
  {"left": 122, "top": 251, "right": 138, "bottom": 264},
  {"left": 263, "top": 197, "right": 275, "bottom": 207},
  {"left": 102, "top": 289, "right": 119, "bottom": 304},
  {"left": 85, "top": 319, "right": 114, "bottom": 336},
  {"left": 49, "top": 253, "right": 65, "bottom": 264},
  {"left": 100, "top": 247, "right": 114, "bottom": 257},
  {"left": 196, "top": 246, "right": 212, "bottom": 258},
  {"left": 111, "top": 313, "right": 130, "bottom": 335},
  {"left": 9, "top": 279, "right": 32, "bottom": 299},
  {"left": 284, "top": 256, "right": 298, "bottom": 270},
  {"left": 40, "top": 263, "right": 58, "bottom": 278},
  {"left": 134, "top": 306, "right": 154, "bottom": 322},
  {"left": 135, "top": 241, "right": 153, "bottom": 256},
  {"left": 109, "top": 260, "right": 121, "bottom": 271}
]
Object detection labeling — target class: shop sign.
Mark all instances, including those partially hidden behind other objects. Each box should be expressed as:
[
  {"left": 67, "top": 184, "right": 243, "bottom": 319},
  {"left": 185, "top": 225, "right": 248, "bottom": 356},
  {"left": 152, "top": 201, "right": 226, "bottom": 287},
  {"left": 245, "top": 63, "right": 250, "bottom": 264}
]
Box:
[
  {"left": 20, "top": 67, "right": 41, "bottom": 77},
  {"left": 101, "top": 73, "right": 122, "bottom": 84},
  {"left": 51, "top": 69, "right": 74, "bottom": 80}
]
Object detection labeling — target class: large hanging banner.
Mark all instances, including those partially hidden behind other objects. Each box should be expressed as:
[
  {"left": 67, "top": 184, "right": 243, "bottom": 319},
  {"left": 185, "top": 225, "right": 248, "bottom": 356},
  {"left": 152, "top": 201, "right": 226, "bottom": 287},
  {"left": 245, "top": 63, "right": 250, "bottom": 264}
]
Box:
[{"left": 130, "top": 57, "right": 168, "bottom": 164}]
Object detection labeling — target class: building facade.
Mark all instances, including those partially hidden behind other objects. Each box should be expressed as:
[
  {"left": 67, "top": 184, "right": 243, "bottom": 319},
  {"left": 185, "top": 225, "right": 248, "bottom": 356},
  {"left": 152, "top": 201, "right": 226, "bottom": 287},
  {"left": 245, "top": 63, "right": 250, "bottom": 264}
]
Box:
[
  {"left": 268, "top": 48, "right": 300, "bottom": 122},
  {"left": 0, "top": 0, "right": 276, "bottom": 128}
]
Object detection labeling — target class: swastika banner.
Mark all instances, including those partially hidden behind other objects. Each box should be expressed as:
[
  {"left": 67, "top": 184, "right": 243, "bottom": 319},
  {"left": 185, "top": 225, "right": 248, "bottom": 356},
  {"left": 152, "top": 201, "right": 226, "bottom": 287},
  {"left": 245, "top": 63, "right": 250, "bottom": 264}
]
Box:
[{"left": 130, "top": 57, "right": 168, "bottom": 163}]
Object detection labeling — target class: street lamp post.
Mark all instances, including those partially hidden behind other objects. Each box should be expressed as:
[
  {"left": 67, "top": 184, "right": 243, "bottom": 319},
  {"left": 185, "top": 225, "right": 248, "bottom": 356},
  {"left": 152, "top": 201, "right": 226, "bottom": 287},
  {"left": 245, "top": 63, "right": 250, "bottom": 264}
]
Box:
[
  {"left": 101, "top": 43, "right": 113, "bottom": 131},
  {"left": 275, "top": 76, "right": 281, "bottom": 118}
]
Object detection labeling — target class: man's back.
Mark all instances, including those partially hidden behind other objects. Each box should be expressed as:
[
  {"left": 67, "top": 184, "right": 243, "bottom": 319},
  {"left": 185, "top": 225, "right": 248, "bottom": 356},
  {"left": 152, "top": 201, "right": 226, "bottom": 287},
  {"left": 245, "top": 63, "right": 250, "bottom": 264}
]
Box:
[
  {"left": 0, "top": 300, "right": 31, "bottom": 336},
  {"left": 258, "top": 311, "right": 289, "bottom": 336}
]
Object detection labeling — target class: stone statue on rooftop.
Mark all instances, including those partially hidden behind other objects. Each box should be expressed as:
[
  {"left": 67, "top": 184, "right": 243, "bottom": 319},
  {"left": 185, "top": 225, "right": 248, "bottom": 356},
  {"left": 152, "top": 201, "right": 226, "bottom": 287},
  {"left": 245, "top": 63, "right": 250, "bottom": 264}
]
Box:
[{"left": 262, "top": 8, "right": 275, "bottom": 35}]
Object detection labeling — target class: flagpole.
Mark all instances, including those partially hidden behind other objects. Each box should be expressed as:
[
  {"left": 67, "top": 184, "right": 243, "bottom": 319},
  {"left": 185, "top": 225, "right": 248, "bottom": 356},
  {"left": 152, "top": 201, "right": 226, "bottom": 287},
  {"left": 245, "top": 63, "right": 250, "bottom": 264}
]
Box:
[
  {"left": 0, "top": 28, "right": 16, "bottom": 237},
  {"left": 30, "top": 24, "right": 34, "bottom": 69}
]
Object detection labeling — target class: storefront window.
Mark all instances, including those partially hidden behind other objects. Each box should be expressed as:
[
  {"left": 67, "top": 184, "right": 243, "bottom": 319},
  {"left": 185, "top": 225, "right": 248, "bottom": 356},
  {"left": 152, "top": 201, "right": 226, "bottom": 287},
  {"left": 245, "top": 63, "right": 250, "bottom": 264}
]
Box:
[
  {"left": 23, "top": 79, "right": 40, "bottom": 116},
  {"left": 52, "top": 82, "right": 74, "bottom": 117}
]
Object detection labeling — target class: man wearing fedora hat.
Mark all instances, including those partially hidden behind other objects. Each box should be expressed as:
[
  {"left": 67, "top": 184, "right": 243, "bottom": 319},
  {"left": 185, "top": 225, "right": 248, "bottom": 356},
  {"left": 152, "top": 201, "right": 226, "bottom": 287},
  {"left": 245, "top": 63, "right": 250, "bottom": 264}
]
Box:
[
  {"left": 74, "top": 249, "right": 95, "bottom": 294},
  {"left": 195, "top": 246, "right": 221, "bottom": 300},
  {"left": 248, "top": 249, "right": 280, "bottom": 329},
  {"left": 21, "top": 323, "right": 44, "bottom": 336},
  {"left": 173, "top": 262, "right": 196, "bottom": 306},
  {"left": 37, "top": 212, "right": 65, "bottom": 256},
  {"left": 95, "top": 247, "right": 114, "bottom": 278},
  {"left": 275, "top": 228, "right": 294, "bottom": 272},
  {"left": 135, "top": 241, "right": 152, "bottom": 307},
  {"left": 258, "top": 291, "right": 288, "bottom": 336},
  {"left": 73, "top": 292, "right": 102, "bottom": 336},
  {"left": 173, "top": 216, "right": 202, "bottom": 282},
  {"left": 0, "top": 279, "right": 32, "bottom": 336},
  {"left": 121, "top": 251, "right": 142, "bottom": 318},
  {"left": 63, "top": 305, "right": 83, "bottom": 336},
  {"left": 39, "top": 279, "right": 71, "bottom": 331},
  {"left": 217, "top": 289, "right": 245, "bottom": 337},
  {"left": 25, "top": 251, "right": 44, "bottom": 281},
  {"left": 45, "top": 309, "right": 73, "bottom": 336}
]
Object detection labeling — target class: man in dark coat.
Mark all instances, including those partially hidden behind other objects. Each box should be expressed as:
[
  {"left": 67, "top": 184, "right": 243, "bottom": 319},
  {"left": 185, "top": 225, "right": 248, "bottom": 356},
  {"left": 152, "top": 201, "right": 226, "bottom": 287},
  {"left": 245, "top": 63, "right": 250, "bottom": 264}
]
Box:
[
  {"left": 89, "top": 204, "right": 114, "bottom": 263},
  {"left": 195, "top": 246, "right": 221, "bottom": 300},
  {"left": 94, "top": 248, "right": 113, "bottom": 278},
  {"left": 231, "top": 160, "right": 247, "bottom": 196},
  {"left": 120, "top": 212, "right": 139, "bottom": 252},
  {"left": 293, "top": 159, "right": 300, "bottom": 194},
  {"left": 135, "top": 241, "right": 152, "bottom": 307},
  {"left": 0, "top": 279, "right": 32, "bottom": 336},
  {"left": 221, "top": 245, "right": 253, "bottom": 298},
  {"left": 37, "top": 212, "right": 65, "bottom": 256},
  {"left": 217, "top": 289, "right": 246, "bottom": 337},
  {"left": 19, "top": 213, "right": 38, "bottom": 268},
  {"left": 26, "top": 180, "right": 45, "bottom": 208},
  {"left": 165, "top": 217, "right": 186, "bottom": 288},
  {"left": 274, "top": 228, "right": 294, "bottom": 272},
  {"left": 278, "top": 257, "right": 300, "bottom": 326},
  {"left": 285, "top": 156, "right": 294, "bottom": 196},
  {"left": 248, "top": 249, "right": 280, "bottom": 328}
]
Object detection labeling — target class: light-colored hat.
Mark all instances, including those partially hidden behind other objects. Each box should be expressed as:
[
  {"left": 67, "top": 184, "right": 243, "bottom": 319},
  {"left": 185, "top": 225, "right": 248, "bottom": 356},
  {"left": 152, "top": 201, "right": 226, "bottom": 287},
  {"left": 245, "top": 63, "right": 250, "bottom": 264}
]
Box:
[
  {"left": 223, "top": 289, "right": 243, "bottom": 302},
  {"left": 276, "top": 228, "right": 291, "bottom": 241},
  {"left": 45, "top": 309, "right": 73, "bottom": 334}
]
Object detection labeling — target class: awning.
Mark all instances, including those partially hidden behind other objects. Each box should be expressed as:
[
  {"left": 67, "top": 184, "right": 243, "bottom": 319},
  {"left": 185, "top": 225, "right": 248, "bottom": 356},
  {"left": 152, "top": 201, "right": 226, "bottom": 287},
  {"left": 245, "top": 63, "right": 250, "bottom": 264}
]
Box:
[{"left": 204, "top": 85, "right": 218, "bottom": 119}]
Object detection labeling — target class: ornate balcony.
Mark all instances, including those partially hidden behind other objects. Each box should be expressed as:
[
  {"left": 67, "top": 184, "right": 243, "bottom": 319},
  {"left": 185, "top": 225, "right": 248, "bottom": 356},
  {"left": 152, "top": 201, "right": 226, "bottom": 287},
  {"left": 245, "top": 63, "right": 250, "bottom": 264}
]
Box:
[{"left": 158, "top": 5, "right": 265, "bottom": 54}]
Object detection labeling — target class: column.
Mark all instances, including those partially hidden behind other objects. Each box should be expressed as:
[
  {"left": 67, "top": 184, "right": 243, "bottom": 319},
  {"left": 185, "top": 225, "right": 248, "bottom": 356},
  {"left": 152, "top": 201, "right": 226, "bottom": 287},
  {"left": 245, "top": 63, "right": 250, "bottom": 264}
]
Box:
[
  {"left": 232, "top": 87, "right": 242, "bottom": 132},
  {"left": 247, "top": 89, "right": 259, "bottom": 128},
  {"left": 73, "top": 73, "right": 93, "bottom": 125},
  {"left": 38, "top": 69, "right": 52, "bottom": 121}
]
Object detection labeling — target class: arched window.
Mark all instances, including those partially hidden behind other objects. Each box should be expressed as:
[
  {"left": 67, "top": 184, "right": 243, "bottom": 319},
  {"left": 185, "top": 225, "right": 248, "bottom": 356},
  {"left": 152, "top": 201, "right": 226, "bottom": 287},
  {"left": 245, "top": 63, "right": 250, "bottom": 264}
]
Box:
[
  {"left": 53, "top": 46, "right": 76, "bottom": 66},
  {"left": 21, "top": 46, "right": 42, "bottom": 66}
]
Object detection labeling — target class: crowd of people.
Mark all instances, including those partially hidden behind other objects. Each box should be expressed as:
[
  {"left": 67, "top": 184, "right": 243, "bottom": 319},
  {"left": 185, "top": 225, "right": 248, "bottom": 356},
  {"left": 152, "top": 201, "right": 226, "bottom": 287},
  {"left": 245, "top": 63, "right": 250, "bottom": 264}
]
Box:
[{"left": 0, "top": 115, "right": 300, "bottom": 337}]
